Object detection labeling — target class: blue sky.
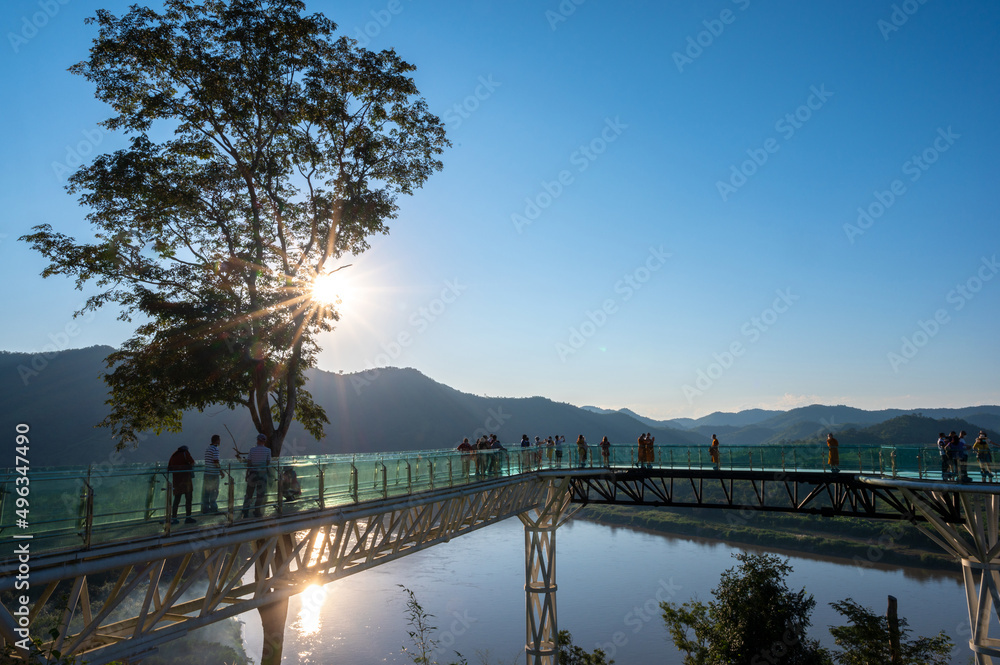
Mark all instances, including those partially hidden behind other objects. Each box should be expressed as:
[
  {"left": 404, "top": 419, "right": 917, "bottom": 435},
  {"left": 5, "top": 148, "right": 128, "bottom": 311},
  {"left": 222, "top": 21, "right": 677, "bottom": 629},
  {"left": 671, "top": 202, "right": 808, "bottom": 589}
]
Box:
[{"left": 2, "top": 0, "right": 998, "bottom": 418}]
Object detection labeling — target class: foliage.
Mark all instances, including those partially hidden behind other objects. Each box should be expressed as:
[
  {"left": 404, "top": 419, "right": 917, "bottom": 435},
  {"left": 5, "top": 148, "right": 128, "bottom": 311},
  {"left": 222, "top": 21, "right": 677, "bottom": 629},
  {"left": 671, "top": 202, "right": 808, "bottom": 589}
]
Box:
[
  {"left": 660, "top": 600, "right": 711, "bottom": 664},
  {"left": 556, "top": 630, "right": 615, "bottom": 665},
  {"left": 398, "top": 585, "right": 467, "bottom": 665},
  {"left": 661, "top": 552, "right": 831, "bottom": 665},
  {"left": 21, "top": 0, "right": 448, "bottom": 456},
  {"left": 828, "top": 599, "right": 953, "bottom": 665}
]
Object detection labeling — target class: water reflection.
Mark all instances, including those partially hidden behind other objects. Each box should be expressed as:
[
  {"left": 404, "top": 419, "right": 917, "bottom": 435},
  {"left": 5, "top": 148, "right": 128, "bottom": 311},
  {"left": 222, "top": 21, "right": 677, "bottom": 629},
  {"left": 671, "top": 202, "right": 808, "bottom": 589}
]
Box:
[
  {"left": 295, "top": 584, "right": 327, "bottom": 637},
  {"left": 244, "top": 518, "right": 973, "bottom": 664}
]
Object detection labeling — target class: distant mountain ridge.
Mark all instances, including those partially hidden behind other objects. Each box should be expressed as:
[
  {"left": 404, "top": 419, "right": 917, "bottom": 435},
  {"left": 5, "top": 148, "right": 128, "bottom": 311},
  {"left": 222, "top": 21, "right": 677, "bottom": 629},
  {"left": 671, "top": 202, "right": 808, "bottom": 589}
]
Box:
[{"left": 2, "top": 347, "right": 999, "bottom": 468}]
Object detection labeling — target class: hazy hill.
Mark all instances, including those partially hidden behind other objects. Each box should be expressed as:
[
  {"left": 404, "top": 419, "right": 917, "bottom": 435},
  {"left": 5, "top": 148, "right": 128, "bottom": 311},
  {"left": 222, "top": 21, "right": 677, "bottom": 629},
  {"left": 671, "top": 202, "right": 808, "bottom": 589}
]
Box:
[
  {"left": 4, "top": 347, "right": 999, "bottom": 469},
  {"left": 790, "top": 415, "right": 999, "bottom": 447},
  {"left": 0, "top": 348, "right": 703, "bottom": 467},
  {"left": 687, "top": 408, "right": 783, "bottom": 429}
]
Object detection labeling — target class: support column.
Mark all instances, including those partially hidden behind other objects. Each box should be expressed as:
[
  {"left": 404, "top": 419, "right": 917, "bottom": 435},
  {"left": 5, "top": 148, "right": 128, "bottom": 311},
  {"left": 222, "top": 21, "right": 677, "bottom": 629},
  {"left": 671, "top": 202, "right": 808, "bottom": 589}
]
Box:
[
  {"left": 902, "top": 487, "right": 1000, "bottom": 664},
  {"left": 518, "top": 478, "right": 575, "bottom": 665}
]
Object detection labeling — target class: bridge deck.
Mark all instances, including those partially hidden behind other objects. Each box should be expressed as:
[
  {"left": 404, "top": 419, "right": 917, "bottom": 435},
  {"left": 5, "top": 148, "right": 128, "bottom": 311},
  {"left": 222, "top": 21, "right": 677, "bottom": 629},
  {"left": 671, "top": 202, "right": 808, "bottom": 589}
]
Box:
[{"left": 0, "top": 443, "right": 955, "bottom": 562}]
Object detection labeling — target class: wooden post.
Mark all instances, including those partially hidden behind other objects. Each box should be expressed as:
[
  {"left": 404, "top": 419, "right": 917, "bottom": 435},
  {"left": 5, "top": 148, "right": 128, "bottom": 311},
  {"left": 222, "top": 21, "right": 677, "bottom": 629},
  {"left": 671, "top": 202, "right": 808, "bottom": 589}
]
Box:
[{"left": 887, "top": 595, "right": 902, "bottom": 665}]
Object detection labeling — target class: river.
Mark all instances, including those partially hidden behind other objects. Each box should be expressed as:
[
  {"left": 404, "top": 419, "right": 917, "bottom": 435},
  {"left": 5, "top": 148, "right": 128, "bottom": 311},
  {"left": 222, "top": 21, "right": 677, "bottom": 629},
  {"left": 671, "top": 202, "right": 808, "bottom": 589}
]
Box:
[{"left": 242, "top": 517, "right": 974, "bottom": 664}]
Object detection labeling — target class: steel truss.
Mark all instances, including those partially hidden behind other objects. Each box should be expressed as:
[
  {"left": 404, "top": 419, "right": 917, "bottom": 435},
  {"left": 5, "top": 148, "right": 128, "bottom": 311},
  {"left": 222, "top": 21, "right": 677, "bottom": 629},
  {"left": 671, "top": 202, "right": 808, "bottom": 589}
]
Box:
[
  {"left": 565, "top": 469, "right": 964, "bottom": 522},
  {"left": 0, "top": 477, "right": 549, "bottom": 664},
  {"left": 518, "top": 478, "right": 577, "bottom": 665},
  {"left": 859, "top": 478, "right": 1000, "bottom": 665}
]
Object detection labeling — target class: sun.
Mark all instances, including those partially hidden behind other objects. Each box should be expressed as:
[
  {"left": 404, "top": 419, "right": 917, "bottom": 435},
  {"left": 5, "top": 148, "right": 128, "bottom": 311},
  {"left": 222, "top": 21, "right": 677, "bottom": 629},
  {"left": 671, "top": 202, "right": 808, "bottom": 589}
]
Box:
[{"left": 310, "top": 269, "right": 349, "bottom": 310}]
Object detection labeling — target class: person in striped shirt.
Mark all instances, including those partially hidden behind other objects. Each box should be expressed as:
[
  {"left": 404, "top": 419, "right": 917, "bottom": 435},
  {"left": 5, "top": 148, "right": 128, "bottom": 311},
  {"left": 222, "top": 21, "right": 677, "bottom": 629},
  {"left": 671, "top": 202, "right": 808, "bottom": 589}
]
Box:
[
  {"left": 241, "top": 433, "right": 272, "bottom": 518},
  {"left": 201, "top": 434, "right": 222, "bottom": 514}
]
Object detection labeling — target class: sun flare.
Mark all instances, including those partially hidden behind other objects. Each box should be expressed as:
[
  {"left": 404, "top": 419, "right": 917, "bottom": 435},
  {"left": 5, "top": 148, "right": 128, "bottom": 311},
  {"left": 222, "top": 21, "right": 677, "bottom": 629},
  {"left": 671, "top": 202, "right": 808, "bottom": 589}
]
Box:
[{"left": 311, "top": 270, "right": 349, "bottom": 310}]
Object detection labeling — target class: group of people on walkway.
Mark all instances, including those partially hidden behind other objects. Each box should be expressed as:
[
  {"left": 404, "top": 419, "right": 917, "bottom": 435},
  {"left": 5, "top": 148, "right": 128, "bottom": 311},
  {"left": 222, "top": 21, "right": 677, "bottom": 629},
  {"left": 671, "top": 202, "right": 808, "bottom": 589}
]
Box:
[
  {"left": 937, "top": 430, "right": 996, "bottom": 482},
  {"left": 457, "top": 434, "right": 508, "bottom": 477},
  {"left": 167, "top": 432, "right": 302, "bottom": 525}
]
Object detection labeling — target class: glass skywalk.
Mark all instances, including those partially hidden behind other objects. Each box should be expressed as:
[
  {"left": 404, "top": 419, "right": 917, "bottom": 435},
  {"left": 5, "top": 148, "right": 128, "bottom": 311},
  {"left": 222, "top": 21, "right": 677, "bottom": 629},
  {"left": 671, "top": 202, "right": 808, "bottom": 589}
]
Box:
[{"left": 0, "top": 444, "right": 953, "bottom": 559}]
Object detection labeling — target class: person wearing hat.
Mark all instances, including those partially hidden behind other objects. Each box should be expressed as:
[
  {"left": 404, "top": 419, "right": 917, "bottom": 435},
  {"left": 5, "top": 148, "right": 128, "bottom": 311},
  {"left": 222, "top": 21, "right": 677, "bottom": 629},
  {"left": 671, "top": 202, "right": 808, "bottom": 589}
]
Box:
[
  {"left": 168, "top": 444, "right": 197, "bottom": 525},
  {"left": 241, "top": 433, "right": 273, "bottom": 518}
]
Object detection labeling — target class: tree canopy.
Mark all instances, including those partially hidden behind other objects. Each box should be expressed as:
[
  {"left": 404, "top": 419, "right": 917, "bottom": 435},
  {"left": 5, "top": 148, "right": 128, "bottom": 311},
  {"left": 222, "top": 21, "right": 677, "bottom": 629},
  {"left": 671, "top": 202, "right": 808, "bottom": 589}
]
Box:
[
  {"left": 661, "top": 552, "right": 956, "bottom": 665},
  {"left": 661, "top": 552, "right": 830, "bottom": 665},
  {"left": 21, "top": 0, "right": 448, "bottom": 455},
  {"left": 828, "top": 598, "right": 952, "bottom": 665}
]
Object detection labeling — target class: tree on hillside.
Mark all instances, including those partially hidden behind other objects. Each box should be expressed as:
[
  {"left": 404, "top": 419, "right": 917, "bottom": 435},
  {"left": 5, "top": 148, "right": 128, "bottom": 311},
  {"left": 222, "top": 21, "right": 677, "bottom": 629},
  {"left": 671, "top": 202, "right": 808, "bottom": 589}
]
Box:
[
  {"left": 661, "top": 552, "right": 831, "bottom": 665},
  {"left": 828, "top": 599, "right": 952, "bottom": 665},
  {"left": 21, "top": 0, "right": 448, "bottom": 459}
]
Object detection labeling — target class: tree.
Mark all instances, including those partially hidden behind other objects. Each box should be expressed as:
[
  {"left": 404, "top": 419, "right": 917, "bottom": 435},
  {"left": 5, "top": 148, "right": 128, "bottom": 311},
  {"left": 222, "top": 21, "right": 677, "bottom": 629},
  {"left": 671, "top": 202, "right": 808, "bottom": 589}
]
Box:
[
  {"left": 21, "top": 3, "right": 446, "bottom": 663},
  {"left": 661, "top": 552, "right": 831, "bottom": 665},
  {"left": 21, "top": 0, "right": 448, "bottom": 459},
  {"left": 557, "top": 630, "right": 615, "bottom": 665},
  {"left": 828, "top": 599, "right": 952, "bottom": 665}
]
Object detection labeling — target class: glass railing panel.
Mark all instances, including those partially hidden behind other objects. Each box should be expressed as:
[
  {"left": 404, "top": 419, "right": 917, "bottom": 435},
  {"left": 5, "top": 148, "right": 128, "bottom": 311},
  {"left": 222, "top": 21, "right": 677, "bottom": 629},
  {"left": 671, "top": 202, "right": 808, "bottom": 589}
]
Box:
[{"left": 4, "top": 443, "right": 986, "bottom": 560}]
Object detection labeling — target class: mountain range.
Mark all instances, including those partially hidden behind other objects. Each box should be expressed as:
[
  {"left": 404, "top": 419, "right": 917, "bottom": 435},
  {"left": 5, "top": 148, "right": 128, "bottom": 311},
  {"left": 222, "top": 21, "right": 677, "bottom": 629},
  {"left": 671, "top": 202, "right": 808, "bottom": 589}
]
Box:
[{"left": 3, "top": 346, "right": 998, "bottom": 467}]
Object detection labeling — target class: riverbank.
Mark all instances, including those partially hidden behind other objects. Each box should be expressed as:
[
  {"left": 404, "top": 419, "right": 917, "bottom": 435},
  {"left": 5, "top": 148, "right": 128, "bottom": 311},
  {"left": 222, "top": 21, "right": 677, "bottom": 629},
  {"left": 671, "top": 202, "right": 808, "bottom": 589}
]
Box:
[{"left": 574, "top": 504, "right": 956, "bottom": 572}]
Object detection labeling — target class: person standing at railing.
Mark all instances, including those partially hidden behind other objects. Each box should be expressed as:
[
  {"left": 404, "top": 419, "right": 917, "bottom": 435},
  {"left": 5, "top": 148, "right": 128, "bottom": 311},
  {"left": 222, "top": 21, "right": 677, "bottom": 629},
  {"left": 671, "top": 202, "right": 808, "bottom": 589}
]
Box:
[
  {"left": 710, "top": 434, "right": 720, "bottom": 471},
  {"left": 937, "top": 432, "right": 952, "bottom": 480},
  {"left": 168, "top": 445, "right": 197, "bottom": 525},
  {"left": 458, "top": 438, "right": 474, "bottom": 479},
  {"left": 972, "top": 431, "right": 994, "bottom": 482},
  {"left": 576, "top": 435, "right": 588, "bottom": 468},
  {"left": 520, "top": 434, "right": 532, "bottom": 471},
  {"left": 554, "top": 435, "right": 564, "bottom": 468},
  {"left": 241, "top": 433, "right": 272, "bottom": 518},
  {"left": 600, "top": 436, "right": 611, "bottom": 467},
  {"left": 826, "top": 433, "right": 839, "bottom": 473},
  {"left": 490, "top": 436, "right": 507, "bottom": 476},
  {"left": 958, "top": 431, "right": 971, "bottom": 483},
  {"left": 201, "top": 434, "right": 222, "bottom": 514},
  {"left": 475, "top": 436, "right": 489, "bottom": 478}
]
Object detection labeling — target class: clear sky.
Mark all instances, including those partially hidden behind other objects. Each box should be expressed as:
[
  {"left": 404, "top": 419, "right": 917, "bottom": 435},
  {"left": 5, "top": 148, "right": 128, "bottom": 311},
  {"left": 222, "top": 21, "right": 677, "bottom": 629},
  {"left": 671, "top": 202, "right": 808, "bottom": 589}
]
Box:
[{"left": 3, "top": 0, "right": 998, "bottom": 419}]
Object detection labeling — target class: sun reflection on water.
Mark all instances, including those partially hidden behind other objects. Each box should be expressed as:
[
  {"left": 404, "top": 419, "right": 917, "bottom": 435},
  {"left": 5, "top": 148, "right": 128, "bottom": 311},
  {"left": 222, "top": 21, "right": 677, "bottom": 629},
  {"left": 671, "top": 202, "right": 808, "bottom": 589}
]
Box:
[{"left": 295, "top": 584, "right": 328, "bottom": 637}]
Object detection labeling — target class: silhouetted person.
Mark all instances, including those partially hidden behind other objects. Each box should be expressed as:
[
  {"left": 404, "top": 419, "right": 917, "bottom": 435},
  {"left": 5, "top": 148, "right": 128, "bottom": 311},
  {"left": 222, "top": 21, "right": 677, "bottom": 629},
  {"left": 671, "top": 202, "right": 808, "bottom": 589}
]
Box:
[
  {"left": 599, "top": 436, "right": 611, "bottom": 467},
  {"left": 168, "top": 445, "right": 196, "bottom": 525},
  {"left": 241, "top": 433, "right": 272, "bottom": 518}
]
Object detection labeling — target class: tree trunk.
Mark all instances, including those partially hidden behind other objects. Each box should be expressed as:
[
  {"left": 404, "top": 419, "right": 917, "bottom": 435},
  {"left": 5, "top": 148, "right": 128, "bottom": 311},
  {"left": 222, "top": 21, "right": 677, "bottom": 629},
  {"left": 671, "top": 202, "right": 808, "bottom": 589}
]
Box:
[
  {"left": 258, "top": 597, "right": 289, "bottom": 665},
  {"left": 887, "top": 595, "right": 902, "bottom": 665}
]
